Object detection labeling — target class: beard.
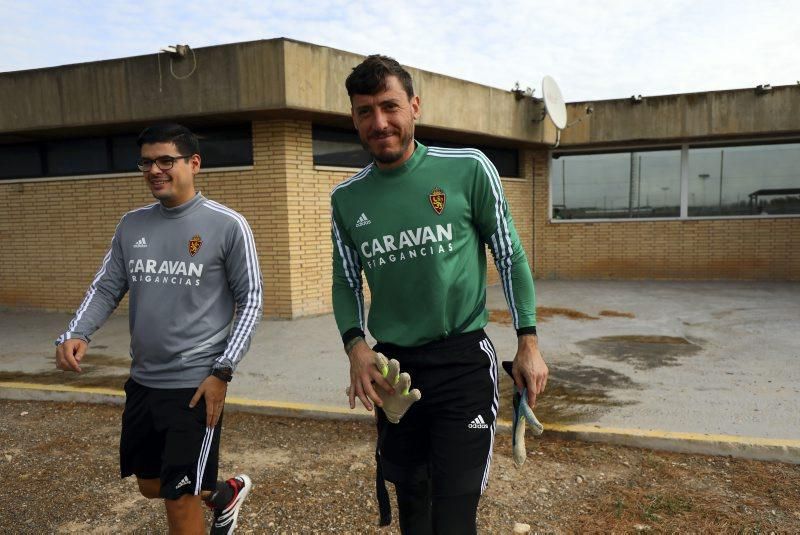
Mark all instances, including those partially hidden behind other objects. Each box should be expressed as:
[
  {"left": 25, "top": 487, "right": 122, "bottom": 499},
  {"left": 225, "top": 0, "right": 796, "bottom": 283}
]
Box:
[{"left": 361, "top": 129, "right": 414, "bottom": 165}]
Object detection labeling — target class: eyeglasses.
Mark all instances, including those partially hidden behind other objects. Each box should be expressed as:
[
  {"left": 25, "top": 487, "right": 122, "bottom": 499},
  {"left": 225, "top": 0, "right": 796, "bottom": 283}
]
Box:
[{"left": 137, "top": 155, "right": 191, "bottom": 172}]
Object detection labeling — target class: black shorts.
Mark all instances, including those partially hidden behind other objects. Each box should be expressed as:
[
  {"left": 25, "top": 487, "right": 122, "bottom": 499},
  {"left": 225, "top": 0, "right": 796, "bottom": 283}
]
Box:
[
  {"left": 120, "top": 378, "right": 222, "bottom": 500},
  {"left": 374, "top": 329, "right": 499, "bottom": 497}
]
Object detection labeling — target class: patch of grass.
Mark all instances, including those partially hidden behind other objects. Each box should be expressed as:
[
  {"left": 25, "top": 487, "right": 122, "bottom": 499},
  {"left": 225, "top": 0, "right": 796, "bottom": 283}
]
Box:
[
  {"left": 614, "top": 498, "right": 625, "bottom": 519},
  {"left": 640, "top": 493, "right": 693, "bottom": 522}
]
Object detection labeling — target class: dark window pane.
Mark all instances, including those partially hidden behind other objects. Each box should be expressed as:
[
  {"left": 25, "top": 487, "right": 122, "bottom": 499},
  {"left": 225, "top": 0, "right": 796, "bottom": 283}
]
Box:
[
  {"left": 197, "top": 125, "right": 253, "bottom": 168},
  {"left": 45, "top": 138, "right": 109, "bottom": 176},
  {"left": 111, "top": 134, "right": 140, "bottom": 172},
  {"left": 0, "top": 144, "right": 42, "bottom": 179},
  {"left": 688, "top": 143, "right": 800, "bottom": 216},
  {"left": 312, "top": 126, "right": 520, "bottom": 177},
  {"left": 312, "top": 126, "right": 371, "bottom": 167},
  {"left": 480, "top": 146, "right": 519, "bottom": 178}
]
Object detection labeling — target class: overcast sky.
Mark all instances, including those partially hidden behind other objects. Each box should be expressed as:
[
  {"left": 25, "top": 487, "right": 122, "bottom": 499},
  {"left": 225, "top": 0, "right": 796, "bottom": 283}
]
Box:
[{"left": 1, "top": 0, "right": 798, "bottom": 102}]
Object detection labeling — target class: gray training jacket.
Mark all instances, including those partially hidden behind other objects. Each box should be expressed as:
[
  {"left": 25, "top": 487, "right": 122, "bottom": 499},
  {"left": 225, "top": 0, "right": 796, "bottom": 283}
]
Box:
[{"left": 56, "top": 193, "right": 263, "bottom": 388}]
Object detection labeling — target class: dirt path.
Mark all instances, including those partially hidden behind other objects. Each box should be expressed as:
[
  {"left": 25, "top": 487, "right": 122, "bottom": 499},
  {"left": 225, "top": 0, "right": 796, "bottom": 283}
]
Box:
[{"left": 1, "top": 399, "right": 798, "bottom": 533}]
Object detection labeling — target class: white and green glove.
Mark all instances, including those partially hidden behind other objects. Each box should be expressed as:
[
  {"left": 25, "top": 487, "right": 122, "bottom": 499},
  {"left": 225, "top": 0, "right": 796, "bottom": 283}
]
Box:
[
  {"left": 345, "top": 353, "right": 422, "bottom": 423},
  {"left": 502, "top": 361, "right": 544, "bottom": 467},
  {"left": 374, "top": 353, "right": 421, "bottom": 424}
]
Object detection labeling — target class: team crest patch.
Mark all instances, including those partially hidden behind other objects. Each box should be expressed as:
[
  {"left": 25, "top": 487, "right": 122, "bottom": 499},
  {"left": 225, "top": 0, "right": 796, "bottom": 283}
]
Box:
[
  {"left": 188, "top": 235, "right": 203, "bottom": 257},
  {"left": 429, "top": 187, "right": 446, "bottom": 215}
]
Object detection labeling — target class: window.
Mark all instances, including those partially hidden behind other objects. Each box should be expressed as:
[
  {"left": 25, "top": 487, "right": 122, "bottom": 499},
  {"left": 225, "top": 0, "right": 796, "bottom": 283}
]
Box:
[
  {"left": 551, "top": 150, "right": 681, "bottom": 219},
  {"left": 0, "top": 144, "right": 42, "bottom": 179},
  {"left": 552, "top": 141, "right": 800, "bottom": 220},
  {"left": 312, "top": 126, "right": 520, "bottom": 177},
  {"left": 197, "top": 124, "right": 253, "bottom": 168},
  {"left": 46, "top": 138, "right": 110, "bottom": 176},
  {"left": 111, "top": 135, "right": 140, "bottom": 172},
  {"left": 0, "top": 123, "right": 253, "bottom": 180},
  {"left": 688, "top": 143, "right": 800, "bottom": 216},
  {"left": 312, "top": 127, "right": 372, "bottom": 168}
]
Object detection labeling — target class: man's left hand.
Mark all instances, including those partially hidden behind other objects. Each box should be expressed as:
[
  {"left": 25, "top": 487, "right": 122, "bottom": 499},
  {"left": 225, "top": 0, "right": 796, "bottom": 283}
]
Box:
[
  {"left": 512, "top": 334, "right": 548, "bottom": 408},
  {"left": 189, "top": 375, "right": 228, "bottom": 427}
]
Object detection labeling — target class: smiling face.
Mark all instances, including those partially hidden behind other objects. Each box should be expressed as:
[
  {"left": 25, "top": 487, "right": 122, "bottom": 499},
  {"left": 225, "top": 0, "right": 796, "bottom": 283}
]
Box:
[
  {"left": 351, "top": 75, "right": 421, "bottom": 170},
  {"left": 140, "top": 142, "right": 200, "bottom": 207}
]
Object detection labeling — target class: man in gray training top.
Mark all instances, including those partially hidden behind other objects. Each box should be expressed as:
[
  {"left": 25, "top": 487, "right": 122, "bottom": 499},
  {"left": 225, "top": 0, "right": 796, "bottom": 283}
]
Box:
[{"left": 55, "top": 123, "right": 263, "bottom": 534}]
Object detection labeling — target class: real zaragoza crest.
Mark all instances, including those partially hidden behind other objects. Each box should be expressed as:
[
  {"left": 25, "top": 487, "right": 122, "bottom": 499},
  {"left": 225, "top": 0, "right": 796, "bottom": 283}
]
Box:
[
  {"left": 429, "top": 187, "right": 446, "bottom": 215},
  {"left": 188, "top": 234, "right": 203, "bottom": 257}
]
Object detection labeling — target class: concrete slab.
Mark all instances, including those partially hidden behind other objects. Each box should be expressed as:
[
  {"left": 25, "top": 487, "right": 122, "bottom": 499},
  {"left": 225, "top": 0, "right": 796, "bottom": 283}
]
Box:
[{"left": 1, "top": 280, "right": 799, "bottom": 462}]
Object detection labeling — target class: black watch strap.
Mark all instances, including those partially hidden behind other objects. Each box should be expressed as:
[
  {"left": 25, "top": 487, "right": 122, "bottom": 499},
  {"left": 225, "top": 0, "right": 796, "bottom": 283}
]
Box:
[{"left": 211, "top": 366, "right": 233, "bottom": 383}]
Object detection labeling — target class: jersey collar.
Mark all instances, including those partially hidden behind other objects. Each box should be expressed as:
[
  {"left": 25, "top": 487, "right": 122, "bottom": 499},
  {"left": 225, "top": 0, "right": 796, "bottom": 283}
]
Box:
[{"left": 158, "top": 191, "right": 205, "bottom": 219}]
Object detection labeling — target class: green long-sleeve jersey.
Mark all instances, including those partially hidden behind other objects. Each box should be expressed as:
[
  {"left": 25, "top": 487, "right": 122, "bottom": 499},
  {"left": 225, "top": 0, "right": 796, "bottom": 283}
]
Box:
[{"left": 331, "top": 142, "right": 536, "bottom": 347}]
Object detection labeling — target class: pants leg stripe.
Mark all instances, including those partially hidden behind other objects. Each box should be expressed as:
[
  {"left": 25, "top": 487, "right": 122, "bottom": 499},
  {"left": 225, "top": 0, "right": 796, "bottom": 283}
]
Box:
[
  {"left": 478, "top": 338, "right": 500, "bottom": 494},
  {"left": 194, "top": 426, "right": 215, "bottom": 495}
]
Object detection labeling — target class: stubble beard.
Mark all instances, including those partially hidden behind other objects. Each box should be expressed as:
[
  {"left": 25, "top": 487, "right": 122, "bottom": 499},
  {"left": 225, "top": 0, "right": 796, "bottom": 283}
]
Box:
[{"left": 363, "top": 130, "right": 414, "bottom": 165}]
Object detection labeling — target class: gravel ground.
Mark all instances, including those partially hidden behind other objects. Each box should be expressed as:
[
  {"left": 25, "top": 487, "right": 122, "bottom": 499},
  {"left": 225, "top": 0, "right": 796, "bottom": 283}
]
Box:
[{"left": 2, "top": 399, "right": 799, "bottom": 533}]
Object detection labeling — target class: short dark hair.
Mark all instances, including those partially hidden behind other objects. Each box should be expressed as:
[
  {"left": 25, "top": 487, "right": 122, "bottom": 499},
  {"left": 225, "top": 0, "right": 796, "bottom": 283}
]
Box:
[
  {"left": 136, "top": 123, "right": 200, "bottom": 156},
  {"left": 345, "top": 55, "right": 414, "bottom": 100}
]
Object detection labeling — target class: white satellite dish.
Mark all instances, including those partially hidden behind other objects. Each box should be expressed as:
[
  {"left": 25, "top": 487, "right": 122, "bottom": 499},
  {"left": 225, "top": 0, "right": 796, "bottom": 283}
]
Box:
[{"left": 542, "top": 75, "right": 567, "bottom": 130}]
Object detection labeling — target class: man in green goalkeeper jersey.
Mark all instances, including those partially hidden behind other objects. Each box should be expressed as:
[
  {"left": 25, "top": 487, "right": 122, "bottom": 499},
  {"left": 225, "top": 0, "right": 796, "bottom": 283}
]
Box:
[{"left": 331, "top": 55, "right": 548, "bottom": 534}]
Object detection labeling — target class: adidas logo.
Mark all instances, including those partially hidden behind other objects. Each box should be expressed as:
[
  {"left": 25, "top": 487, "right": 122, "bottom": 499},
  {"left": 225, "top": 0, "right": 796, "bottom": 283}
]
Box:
[
  {"left": 133, "top": 237, "right": 148, "bottom": 248},
  {"left": 355, "top": 213, "right": 371, "bottom": 228},
  {"left": 175, "top": 475, "right": 191, "bottom": 489},
  {"left": 468, "top": 414, "right": 489, "bottom": 429}
]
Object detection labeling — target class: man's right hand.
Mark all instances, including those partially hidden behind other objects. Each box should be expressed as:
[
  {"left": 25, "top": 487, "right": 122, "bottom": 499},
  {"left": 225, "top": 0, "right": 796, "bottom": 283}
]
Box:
[
  {"left": 55, "top": 339, "right": 88, "bottom": 373},
  {"left": 347, "top": 338, "right": 395, "bottom": 411}
]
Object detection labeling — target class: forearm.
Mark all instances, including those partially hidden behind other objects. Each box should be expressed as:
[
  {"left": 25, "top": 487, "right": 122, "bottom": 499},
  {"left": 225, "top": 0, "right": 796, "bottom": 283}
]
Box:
[
  {"left": 218, "top": 295, "right": 263, "bottom": 371},
  {"left": 57, "top": 276, "right": 125, "bottom": 345}
]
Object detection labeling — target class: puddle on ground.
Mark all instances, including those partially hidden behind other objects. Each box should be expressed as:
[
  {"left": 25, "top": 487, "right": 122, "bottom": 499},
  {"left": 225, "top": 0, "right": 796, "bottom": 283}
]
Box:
[
  {"left": 489, "top": 307, "right": 598, "bottom": 325},
  {"left": 538, "top": 307, "right": 599, "bottom": 321},
  {"left": 577, "top": 335, "right": 702, "bottom": 370},
  {"left": 0, "top": 370, "right": 127, "bottom": 389},
  {"left": 711, "top": 308, "right": 751, "bottom": 319},
  {"left": 38, "top": 353, "right": 130, "bottom": 369},
  {"left": 499, "top": 363, "right": 638, "bottom": 424},
  {"left": 83, "top": 354, "right": 130, "bottom": 368},
  {"left": 599, "top": 310, "right": 636, "bottom": 318}
]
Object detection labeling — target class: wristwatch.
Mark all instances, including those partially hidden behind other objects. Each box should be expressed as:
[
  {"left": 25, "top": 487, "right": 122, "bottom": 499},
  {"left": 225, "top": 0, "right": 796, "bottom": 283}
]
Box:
[{"left": 211, "top": 366, "right": 234, "bottom": 383}]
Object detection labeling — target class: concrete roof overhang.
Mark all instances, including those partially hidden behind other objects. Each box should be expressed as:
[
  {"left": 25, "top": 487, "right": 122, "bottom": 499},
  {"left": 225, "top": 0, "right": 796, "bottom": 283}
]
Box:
[
  {"left": 559, "top": 85, "right": 800, "bottom": 149},
  {"left": 0, "top": 38, "right": 553, "bottom": 148}
]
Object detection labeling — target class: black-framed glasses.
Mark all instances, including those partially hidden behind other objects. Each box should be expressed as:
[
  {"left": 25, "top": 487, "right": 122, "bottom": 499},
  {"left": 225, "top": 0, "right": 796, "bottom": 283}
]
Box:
[{"left": 137, "top": 155, "right": 191, "bottom": 172}]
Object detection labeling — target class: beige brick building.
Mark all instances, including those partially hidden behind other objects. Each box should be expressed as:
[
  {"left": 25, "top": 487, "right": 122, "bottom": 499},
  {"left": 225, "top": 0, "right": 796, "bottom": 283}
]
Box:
[{"left": 1, "top": 39, "right": 798, "bottom": 319}]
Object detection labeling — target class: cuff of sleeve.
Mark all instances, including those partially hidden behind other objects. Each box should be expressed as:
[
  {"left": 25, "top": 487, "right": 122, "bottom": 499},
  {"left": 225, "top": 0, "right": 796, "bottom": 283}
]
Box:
[
  {"left": 212, "top": 358, "right": 235, "bottom": 373},
  {"left": 516, "top": 326, "right": 537, "bottom": 337},
  {"left": 342, "top": 328, "right": 366, "bottom": 346},
  {"left": 55, "top": 332, "right": 90, "bottom": 346}
]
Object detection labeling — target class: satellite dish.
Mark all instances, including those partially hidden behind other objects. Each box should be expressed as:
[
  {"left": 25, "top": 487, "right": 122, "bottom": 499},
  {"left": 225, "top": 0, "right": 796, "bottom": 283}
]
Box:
[{"left": 542, "top": 75, "right": 567, "bottom": 130}]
